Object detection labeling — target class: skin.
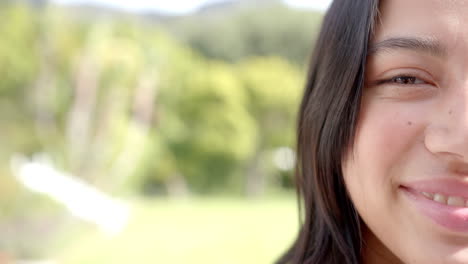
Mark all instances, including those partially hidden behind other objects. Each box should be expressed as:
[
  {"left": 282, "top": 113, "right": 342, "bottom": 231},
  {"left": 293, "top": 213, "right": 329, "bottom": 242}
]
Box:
[{"left": 342, "top": 0, "right": 468, "bottom": 263}]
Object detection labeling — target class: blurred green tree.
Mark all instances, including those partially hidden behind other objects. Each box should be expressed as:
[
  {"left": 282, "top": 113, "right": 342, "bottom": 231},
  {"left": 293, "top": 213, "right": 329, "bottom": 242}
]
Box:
[
  {"left": 0, "top": 2, "right": 312, "bottom": 259},
  {"left": 238, "top": 57, "right": 303, "bottom": 196},
  {"left": 164, "top": 4, "right": 323, "bottom": 65},
  {"left": 1, "top": 2, "right": 307, "bottom": 199}
]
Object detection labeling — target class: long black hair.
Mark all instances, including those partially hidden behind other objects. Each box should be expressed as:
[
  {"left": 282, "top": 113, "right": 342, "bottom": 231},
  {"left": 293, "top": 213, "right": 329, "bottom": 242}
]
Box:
[{"left": 276, "top": 1, "right": 380, "bottom": 263}]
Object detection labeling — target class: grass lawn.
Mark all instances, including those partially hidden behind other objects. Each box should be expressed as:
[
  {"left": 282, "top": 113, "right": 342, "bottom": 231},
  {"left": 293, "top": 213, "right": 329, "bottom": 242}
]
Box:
[{"left": 57, "top": 196, "right": 299, "bottom": 264}]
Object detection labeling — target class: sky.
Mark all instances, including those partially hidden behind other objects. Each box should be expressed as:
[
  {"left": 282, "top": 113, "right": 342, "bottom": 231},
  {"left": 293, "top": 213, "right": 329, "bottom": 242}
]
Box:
[{"left": 50, "top": 0, "right": 333, "bottom": 14}]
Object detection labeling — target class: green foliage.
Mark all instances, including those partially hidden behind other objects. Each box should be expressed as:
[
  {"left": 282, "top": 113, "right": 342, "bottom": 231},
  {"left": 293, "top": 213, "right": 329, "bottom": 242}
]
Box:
[
  {"left": 165, "top": 4, "right": 323, "bottom": 65},
  {"left": 162, "top": 60, "right": 258, "bottom": 192},
  {"left": 239, "top": 57, "right": 303, "bottom": 146},
  {"left": 0, "top": 4, "right": 40, "bottom": 97},
  {"left": 1, "top": 3, "right": 307, "bottom": 197},
  {"left": 0, "top": 2, "right": 315, "bottom": 258}
]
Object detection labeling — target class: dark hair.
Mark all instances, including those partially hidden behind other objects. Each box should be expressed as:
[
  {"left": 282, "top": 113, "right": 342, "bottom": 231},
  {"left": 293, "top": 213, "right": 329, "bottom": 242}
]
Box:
[{"left": 276, "top": 1, "right": 380, "bottom": 263}]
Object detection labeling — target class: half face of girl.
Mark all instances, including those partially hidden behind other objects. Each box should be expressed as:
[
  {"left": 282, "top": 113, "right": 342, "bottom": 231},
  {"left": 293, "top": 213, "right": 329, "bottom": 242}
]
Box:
[{"left": 342, "top": 0, "right": 468, "bottom": 263}]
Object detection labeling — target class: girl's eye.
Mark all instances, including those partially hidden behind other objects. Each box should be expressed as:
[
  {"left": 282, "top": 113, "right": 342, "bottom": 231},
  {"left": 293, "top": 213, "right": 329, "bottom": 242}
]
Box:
[
  {"left": 371, "top": 73, "right": 437, "bottom": 100},
  {"left": 383, "top": 76, "right": 427, "bottom": 85}
]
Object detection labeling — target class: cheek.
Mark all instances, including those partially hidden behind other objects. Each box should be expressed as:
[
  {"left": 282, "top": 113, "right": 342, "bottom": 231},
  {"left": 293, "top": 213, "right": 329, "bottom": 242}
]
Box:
[
  {"left": 355, "top": 104, "right": 413, "bottom": 170},
  {"left": 343, "top": 100, "right": 426, "bottom": 211}
]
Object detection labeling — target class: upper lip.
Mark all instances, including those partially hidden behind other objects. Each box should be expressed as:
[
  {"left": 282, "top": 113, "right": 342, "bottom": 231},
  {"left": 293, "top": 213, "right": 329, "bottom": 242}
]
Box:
[{"left": 401, "top": 178, "right": 468, "bottom": 199}]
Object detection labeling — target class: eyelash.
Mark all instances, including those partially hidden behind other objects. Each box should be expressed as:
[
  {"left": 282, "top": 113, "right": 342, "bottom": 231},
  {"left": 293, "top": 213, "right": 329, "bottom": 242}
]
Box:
[{"left": 377, "top": 75, "right": 428, "bottom": 86}]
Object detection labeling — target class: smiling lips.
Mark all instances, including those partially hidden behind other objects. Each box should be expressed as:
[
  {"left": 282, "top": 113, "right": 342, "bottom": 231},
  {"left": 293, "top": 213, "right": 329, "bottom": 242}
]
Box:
[
  {"left": 419, "top": 191, "right": 468, "bottom": 208},
  {"left": 401, "top": 179, "right": 468, "bottom": 233},
  {"left": 402, "top": 178, "right": 468, "bottom": 203}
]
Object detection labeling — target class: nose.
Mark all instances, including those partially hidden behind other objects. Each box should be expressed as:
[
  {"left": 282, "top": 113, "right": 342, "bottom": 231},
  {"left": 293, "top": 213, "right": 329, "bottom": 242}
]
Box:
[{"left": 424, "top": 87, "right": 468, "bottom": 163}]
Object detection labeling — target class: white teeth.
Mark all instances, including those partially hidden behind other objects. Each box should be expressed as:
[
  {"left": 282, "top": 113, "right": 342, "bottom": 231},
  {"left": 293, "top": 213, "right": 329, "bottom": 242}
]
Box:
[
  {"left": 447, "top": 196, "right": 465, "bottom": 207},
  {"left": 420, "top": 191, "right": 468, "bottom": 207},
  {"left": 421, "top": 192, "right": 434, "bottom": 199},
  {"left": 433, "top": 194, "right": 447, "bottom": 204}
]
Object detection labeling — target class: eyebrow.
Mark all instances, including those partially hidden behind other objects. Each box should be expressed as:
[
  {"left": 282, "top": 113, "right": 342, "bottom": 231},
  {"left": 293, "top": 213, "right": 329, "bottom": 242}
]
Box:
[{"left": 368, "top": 37, "right": 447, "bottom": 57}]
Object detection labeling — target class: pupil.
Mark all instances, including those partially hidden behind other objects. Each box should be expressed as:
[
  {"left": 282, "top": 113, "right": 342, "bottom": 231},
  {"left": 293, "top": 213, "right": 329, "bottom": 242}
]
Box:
[{"left": 396, "top": 76, "right": 415, "bottom": 84}]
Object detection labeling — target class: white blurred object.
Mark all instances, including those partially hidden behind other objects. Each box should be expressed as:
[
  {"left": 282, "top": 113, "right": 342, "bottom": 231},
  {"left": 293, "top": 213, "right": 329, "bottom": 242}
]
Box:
[
  {"left": 10, "top": 154, "right": 130, "bottom": 236},
  {"left": 284, "top": 0, "right": 332, "bottom": 11},
  {"left": 272, "top": 147, "right": 295, "bottom": 171}
]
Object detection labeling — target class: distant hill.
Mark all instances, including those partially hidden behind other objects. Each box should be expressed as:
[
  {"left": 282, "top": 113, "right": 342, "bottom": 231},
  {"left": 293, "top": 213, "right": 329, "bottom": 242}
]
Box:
[
  {"left": 43, "top": 0, "right": 288, "bottom": 22},
  {"left": 141, "top": 0, "right": 284, "bottom": 23},
  {"left": 196, "top": 0, "right": 281, "bottom": 14},
  {"left": 158, "top": 0, "right": 323, "bottom": 64},
  {"left": 22, "top": 0, "right": 323, "bottom": 65}
]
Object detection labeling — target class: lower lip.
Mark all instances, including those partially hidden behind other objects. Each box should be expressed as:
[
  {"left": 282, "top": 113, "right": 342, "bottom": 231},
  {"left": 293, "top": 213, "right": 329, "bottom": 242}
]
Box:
[{"left": 401, "top": 187, "right": 468, "bottom": 233}]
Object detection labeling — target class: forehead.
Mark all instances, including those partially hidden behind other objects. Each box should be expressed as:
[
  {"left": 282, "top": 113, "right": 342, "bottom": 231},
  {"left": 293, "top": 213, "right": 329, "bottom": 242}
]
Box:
[{"left": 374, "top": 0, "right": 468, "bottom": 49}]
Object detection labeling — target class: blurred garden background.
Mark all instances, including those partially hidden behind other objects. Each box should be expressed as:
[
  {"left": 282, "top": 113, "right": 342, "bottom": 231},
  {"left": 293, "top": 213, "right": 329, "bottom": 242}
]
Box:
[{"left": 0, "top": 0, "right": 327, "bottom": 263}]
